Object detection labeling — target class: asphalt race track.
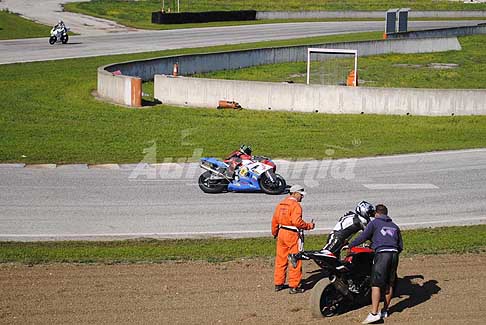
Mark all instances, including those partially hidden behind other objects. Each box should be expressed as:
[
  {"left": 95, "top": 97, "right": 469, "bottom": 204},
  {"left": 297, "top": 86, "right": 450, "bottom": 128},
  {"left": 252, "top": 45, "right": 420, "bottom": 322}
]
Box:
[
  {"left": 1, "top": 20, "right": 485, "bottom": 65},
  {"left": 1, "top": 149, "right": 485, "bottom": 241},
  {"left": 1, "top": 12, "right": 486, "bottom": 240}
]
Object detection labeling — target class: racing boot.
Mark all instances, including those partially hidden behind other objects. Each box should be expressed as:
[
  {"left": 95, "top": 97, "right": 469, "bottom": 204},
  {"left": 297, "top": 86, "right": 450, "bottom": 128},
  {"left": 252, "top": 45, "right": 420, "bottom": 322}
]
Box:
[
  {"left": 224, "top": 164, "right": 237, "bottom": 179},
  {"left": 224, "top": 168, "right": 234, "bottom": 179},
  {"left": 288, "top": 252, "right": 309, "bottom": 268},
  {"left": 289, "top": 286, "right": 305, "bottom": 294}
]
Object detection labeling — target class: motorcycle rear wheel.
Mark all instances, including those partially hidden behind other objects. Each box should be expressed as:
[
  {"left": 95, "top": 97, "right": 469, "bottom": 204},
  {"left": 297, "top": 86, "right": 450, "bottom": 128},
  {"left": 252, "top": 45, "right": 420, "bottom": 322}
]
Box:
[
  {"left": 61, "top": 34, "right": 69, "bottom": 44},
  {"left": 309, "top": 278, "right": 344, "bottom": 318},
  {"left": 49, "top": 36, "right": 57, "bottom": 45},
  {"left": 259, "top": 173, "right": 286, "bottom": 195},
  {"left": 198, "top": 171, "right": 228, "bottom": 194}
]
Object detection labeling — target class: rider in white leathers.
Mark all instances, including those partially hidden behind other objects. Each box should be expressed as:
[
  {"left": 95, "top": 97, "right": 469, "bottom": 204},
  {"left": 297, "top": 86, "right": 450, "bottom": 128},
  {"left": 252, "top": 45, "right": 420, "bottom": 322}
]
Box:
[{"left": 289, "top": 201, "right": 376, "bottom": 266}]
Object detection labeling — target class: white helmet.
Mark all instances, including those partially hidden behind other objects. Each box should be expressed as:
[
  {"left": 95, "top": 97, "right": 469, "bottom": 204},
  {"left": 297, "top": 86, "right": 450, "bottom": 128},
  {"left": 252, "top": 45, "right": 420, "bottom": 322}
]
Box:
[{"left": 355, "top": 201, "right": 375, "bottom": 224}]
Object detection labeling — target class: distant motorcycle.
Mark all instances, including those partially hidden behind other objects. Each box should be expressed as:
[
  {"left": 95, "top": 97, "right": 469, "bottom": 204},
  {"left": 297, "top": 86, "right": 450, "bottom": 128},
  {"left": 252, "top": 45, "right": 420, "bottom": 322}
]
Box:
[
  {"left": 49, "top": 24, "right": 69, "bottom": 45},
  {"left": 198, "top": 156, "right": 286, "bottom": 194}
]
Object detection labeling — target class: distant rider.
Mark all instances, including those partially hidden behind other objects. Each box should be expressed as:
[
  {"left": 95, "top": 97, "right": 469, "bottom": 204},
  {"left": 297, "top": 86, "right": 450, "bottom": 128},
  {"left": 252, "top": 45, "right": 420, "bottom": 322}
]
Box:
[
  {"left": 289, "top": 201, "right": 375, "bottom": 267},
  {"left": 53, "top": 20, "right": 66, "bottom": 31},
  {"left": 224, "top": 144, "right": 253, "bottom": 179}
]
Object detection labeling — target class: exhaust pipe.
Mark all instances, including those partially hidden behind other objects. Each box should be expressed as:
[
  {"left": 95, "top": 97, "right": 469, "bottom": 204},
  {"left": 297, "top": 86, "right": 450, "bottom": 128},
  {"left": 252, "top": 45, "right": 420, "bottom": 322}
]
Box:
[
  {"left": 200, "top": 164, "right": 232, "bottom": 181},
  {"left": 330, "top": 276, "right": 352, "bottom": 300}
]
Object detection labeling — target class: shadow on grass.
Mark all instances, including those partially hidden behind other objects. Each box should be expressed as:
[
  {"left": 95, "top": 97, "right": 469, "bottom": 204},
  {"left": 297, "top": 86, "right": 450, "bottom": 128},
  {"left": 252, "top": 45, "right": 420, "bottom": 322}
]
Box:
[{"left": 142, "top": 98, "right": 162, "bottom": 107}]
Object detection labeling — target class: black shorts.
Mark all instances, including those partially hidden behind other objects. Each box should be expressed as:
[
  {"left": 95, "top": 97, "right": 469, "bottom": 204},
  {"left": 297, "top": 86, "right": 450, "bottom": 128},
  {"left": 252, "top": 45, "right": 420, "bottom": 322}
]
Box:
[{"left": 371, "top": 252, "right": 399, "bottom": 288}]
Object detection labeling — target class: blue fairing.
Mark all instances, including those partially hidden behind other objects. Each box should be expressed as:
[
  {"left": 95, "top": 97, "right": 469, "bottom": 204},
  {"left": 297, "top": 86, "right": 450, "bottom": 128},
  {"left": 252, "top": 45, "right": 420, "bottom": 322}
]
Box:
[
  {"left": 227, "top": 171, "right": 262, "bottom": 192},
  {"left": 200, "top": 157, "right": 264, "bottom": 192}
]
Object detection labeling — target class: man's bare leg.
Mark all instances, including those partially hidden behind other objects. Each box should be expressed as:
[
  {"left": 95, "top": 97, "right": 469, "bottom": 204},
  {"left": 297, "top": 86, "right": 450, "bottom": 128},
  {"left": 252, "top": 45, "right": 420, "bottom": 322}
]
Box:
[
  {"left": 371, "top": 286, "right": 381, "bottom": 314},
  {"left": 384, "top": 285, "right": 393, "bottom": 311}
]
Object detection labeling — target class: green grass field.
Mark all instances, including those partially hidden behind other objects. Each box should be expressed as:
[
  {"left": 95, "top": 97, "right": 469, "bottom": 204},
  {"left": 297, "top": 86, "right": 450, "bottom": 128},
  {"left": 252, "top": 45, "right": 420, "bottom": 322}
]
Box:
[
  {"left": 0, "top": 10, "right": 52, "bottom": 40},
  {"left": 64, "top": 0, "right": 486, "bottom": 29},
  {"left": 1, "top": 32, "right": 486, "bottom": 164},
  {"left": 0, "top": 225, "right": 484, "bottom": 264},
  {"left": 197, "top": 34, "right": 486, "bottom": 89}
]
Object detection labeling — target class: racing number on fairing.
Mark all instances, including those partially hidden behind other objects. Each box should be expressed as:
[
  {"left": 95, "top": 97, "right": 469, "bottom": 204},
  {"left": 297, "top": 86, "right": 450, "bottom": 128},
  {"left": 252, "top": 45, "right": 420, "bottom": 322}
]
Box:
[{"left": 249, "top": 162, "right": 271, "bottom": 175}]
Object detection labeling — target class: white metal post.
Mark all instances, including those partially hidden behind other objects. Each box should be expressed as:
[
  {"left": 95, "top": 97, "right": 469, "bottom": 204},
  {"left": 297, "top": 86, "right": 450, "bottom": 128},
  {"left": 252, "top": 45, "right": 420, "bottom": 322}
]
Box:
[
  {"left": 354, "top": 50, "right": 358, "bottom": 86},
  {"left": 306, "top": 48, "right": 311, "bottom": 85}
]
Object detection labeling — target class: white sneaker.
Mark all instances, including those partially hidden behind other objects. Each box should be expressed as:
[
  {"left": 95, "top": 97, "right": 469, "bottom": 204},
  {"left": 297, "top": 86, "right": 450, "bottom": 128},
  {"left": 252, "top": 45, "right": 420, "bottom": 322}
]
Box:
[
  {"left": 381, "top": 309, "right": 388, "bottom": 319},
  {"left": 362, "top": 313, "right": 381, "bottom": 324}
]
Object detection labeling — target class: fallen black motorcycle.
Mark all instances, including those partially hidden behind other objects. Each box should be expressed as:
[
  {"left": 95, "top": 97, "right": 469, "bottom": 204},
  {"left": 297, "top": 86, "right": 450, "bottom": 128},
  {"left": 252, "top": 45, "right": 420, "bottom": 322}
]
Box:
[{"left": 307, "top": 246, "right": 374, "bottom": 317}]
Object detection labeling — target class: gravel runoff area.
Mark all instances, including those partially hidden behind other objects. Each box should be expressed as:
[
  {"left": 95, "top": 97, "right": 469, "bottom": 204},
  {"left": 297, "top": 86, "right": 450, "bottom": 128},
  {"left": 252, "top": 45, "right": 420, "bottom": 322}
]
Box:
[{"left": 0, "top": 254, "right": 484, "bottom": 324}]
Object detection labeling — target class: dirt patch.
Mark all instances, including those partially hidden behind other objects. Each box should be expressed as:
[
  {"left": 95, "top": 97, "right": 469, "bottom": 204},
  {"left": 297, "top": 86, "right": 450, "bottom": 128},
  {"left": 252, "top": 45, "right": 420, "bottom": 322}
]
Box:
[
  {"left": 0, "top": 254, "right": 485, "bottom": 324},
  {"left": 392, "top": 63, "right": 459, "bottom": 69}
]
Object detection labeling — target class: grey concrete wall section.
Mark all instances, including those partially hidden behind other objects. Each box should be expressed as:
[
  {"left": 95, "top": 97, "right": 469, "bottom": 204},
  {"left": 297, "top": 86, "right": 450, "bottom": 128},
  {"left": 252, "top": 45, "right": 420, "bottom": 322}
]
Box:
[
  {"left": 97, "top": 69, "right": 130, "bottom": 106},
  {"left": 387, "top": 24, "right": 486, "bottom": 39},
  {"left": 256, "top": 11, "right": 486, "bottom": 20},
  {"left": 98, "top": 37, "right": 462, "bottom": 109},
  {"left": 154, "top": 75, "right": 486, "bottom": 116},
  {"left": 101, "top": 37, "right": 460, "bottom": 83}
]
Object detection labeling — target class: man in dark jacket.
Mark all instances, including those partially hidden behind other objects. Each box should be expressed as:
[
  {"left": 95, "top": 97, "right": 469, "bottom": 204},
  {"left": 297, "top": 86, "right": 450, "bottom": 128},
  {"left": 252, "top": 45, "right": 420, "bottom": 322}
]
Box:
[{"left": 348, "top": 204, "right": 402, "bottom": 324}]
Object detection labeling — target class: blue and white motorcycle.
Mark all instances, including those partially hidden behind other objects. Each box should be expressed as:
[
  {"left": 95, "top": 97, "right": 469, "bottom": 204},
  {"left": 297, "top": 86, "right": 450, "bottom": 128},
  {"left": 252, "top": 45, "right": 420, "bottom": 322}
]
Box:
[{"left": 198, "top": 156, "right": 287, "bottom": 194}]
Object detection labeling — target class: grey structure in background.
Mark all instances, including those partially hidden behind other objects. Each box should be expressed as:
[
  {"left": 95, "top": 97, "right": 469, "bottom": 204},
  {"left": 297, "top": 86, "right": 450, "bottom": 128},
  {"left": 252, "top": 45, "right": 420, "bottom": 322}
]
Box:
[
  {"left": 256, "top": 10, "right": 486, "bottom": 20},
  {"left": 387, "top": 23, "right": 486, "bottom": 39},
  {"left": 97, "top": 25, "right": 486, "bottom": 115},
  {"left": 398, "top": 8, "right": 410, "bottom": 33},
  {"left": 386, "top": 8, "right": 410, "bottom": 35},
  {"left": 386, "top": 9, "right": 399, "bottom": 35}
]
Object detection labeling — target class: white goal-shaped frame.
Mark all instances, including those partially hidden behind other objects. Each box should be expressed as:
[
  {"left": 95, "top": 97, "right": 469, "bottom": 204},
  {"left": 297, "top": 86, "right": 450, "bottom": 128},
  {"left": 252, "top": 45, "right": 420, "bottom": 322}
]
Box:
[{"left": 306, "top": 48, "right": 358, "bottom": 86}]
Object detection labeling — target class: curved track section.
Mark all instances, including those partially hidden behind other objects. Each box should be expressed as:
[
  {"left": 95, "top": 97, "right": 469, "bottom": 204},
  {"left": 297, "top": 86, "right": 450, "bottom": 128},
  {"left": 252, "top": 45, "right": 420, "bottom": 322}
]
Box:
[
  {"left": 1, "top": 20, "right": 485, "bottom": 65},
  {"left": 0, "top": 149, "right": 485, "bottom": 241}
]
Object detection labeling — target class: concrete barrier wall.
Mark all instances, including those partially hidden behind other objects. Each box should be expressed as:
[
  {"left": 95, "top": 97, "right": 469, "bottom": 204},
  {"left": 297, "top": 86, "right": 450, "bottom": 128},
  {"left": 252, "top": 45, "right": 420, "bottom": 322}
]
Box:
[
  {"left": 155, "top": 75, "right": 486, "bottom": 116},
  {"left": 387, "top": 24, "right": 486, "bottom": 39},
  {"left": 101, "top": 37, "right": 461, "bottom": 83},
  {"left": 98, "top": 36, "right": 486, "bottom": 115},
  {"left": 97, "top": 69, "right": 141, "bottom": 107},
  {"left": 256, "top": 10, "right": 486, "bottom": 20}
]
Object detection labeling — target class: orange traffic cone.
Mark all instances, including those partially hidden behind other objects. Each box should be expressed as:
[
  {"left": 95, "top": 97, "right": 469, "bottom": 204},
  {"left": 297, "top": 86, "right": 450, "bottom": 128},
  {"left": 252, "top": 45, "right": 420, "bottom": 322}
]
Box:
[
  {"left": 173, "top": 63, "right": 179, "bottom": 77},
  {"left": 347, "top": 70, "right": 358, "bottom": 87}
]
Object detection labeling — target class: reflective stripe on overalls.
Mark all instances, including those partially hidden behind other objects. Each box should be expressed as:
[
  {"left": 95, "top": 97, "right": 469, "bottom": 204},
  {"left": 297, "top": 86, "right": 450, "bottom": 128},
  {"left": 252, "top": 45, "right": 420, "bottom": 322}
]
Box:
[{"left": 279, "top": 225, "right": 305, "bottom": 252}]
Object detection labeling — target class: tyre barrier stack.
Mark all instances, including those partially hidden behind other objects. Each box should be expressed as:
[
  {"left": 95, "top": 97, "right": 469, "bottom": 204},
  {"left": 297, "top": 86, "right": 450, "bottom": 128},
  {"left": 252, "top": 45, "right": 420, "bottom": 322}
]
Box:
[{"left": 152, "top": 10, "right": 256, "bottom": 24}]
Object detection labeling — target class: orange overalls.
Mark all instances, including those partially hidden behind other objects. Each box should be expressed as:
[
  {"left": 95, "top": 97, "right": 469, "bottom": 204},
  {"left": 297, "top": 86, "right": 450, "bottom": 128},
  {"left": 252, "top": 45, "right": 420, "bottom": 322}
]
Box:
[{"left": 272, "top": 196, "right": 313, "bottom": 288}]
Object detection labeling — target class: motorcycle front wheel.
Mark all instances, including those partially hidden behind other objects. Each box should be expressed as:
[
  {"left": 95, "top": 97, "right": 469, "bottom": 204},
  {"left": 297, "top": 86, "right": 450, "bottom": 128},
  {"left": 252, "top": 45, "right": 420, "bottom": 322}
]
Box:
[
  {"left": 61, "top": 34, "right": 69, "bottom": 44},
  {"left": 49, "top": 36, "right": 57, "bottom": 45},
  {"left": 259, "top": 173, "right": 286, "bottom": 195},
  {"left": 198, "top": 171, "right": 228, "bottom": 194},
  {"left": 309, "top": 278, "right": 344, "bottom": 318}
]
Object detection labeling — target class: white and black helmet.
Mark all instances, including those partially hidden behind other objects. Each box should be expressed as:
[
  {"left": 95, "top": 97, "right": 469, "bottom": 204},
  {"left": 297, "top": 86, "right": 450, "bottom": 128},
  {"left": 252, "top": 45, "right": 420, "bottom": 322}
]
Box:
[{"left": 355, "top": 201, "right": 375, "bottom": 223}]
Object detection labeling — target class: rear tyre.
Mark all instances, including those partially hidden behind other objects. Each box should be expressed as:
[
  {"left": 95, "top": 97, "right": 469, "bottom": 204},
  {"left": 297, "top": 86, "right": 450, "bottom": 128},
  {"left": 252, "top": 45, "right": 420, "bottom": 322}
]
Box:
[
  {"left": 259, "top": 173, "right": 286, "bottom": 195},
  {"left": 309, "top": 278, "right": 343, "bottom": 318},
  {"left": 61, "top": 34, "right": 69, "bottom": 44},
  {"left": 49, "top": 36, "right": 57, "bottom": 45},
  {"left": 356, "top": 276, "right": 372, "bottom": 306},
  {"left": 198, "top": 171, "right": 228, "bottom": 194}
]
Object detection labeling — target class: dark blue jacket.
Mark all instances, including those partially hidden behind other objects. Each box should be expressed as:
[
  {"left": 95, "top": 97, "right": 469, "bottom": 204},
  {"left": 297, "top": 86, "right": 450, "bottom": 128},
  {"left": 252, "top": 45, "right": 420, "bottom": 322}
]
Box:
[{"left": 349, "top": 215, "right": 403, "bottom": 253}]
